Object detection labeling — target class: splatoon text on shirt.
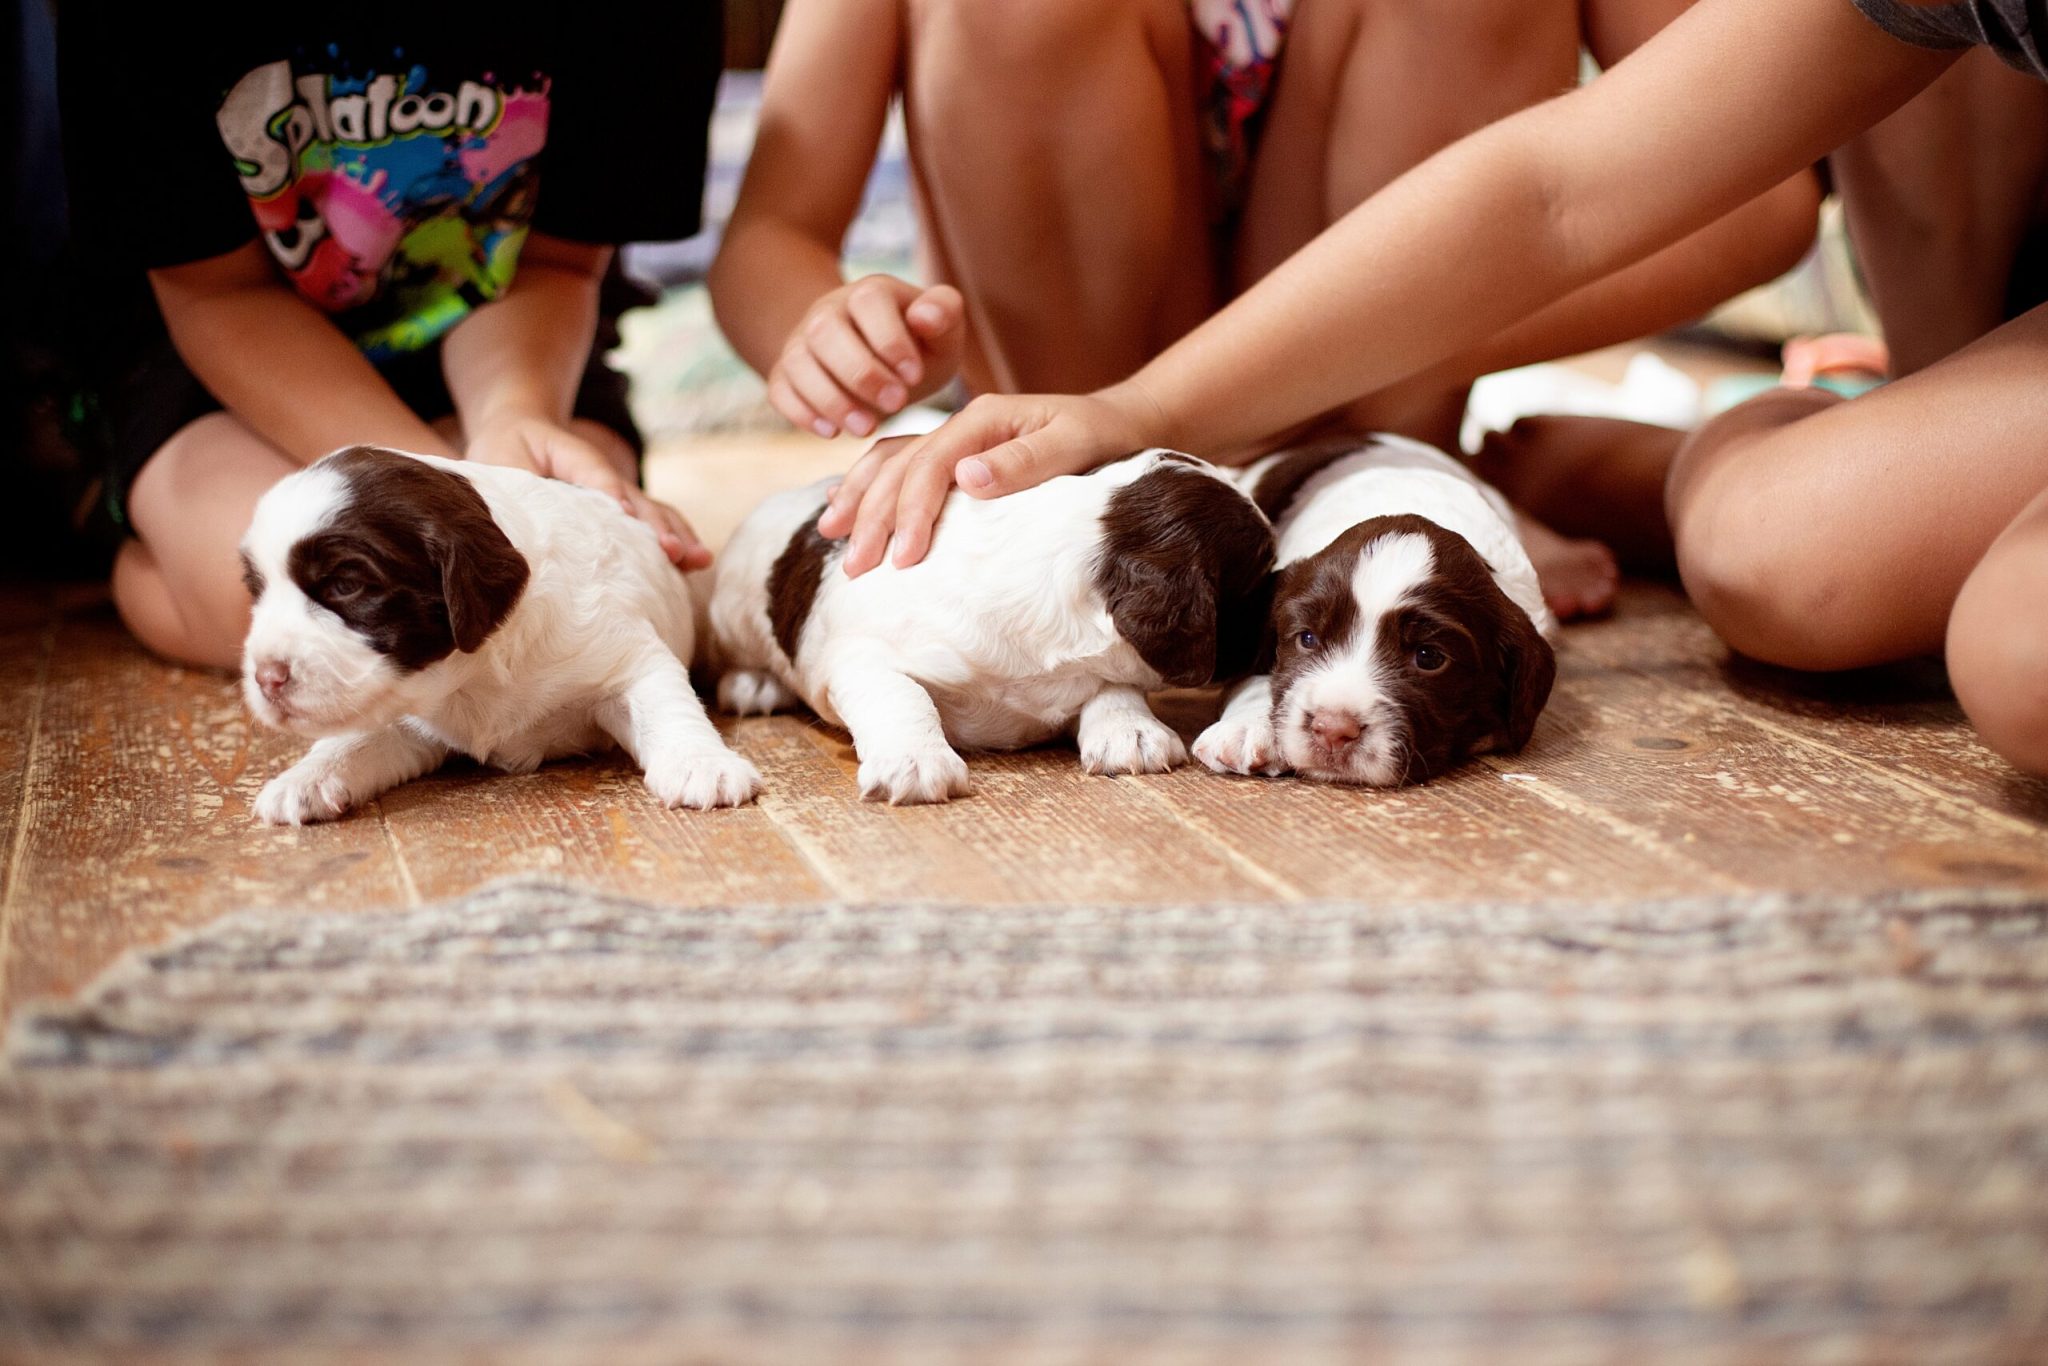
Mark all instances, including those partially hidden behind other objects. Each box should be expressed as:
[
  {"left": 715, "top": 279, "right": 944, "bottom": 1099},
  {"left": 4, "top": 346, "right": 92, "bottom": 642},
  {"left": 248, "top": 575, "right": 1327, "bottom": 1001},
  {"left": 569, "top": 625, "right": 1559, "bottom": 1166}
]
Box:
[{"left": 210, "top": 57, "right": 551, "bottom": 358}]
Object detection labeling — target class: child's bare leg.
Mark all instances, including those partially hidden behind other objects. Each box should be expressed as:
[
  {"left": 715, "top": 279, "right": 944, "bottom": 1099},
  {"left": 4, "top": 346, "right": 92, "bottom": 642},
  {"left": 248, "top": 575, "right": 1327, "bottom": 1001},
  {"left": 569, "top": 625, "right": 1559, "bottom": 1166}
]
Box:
[
  {"left": 1473, "top": 415, "right": 1684, "bottom": 576},
  {"left": 1831, "top": 47, "right": 2048, "bottom": 377},
  {"left": 1949, "top": 481, "right": 2048, "bottom": 775},
  {"left": 1667, "top": 304, "right": 2048, "bottom": 677},
  {"left": 900, "top": 0, "right": 1213, "bottom": 395},
  {"left": 1235, "top": 0, "right": 1612, "bottom": 616},
  {"left": 113, "top": 412, "right": 297, "bottom": 670}
]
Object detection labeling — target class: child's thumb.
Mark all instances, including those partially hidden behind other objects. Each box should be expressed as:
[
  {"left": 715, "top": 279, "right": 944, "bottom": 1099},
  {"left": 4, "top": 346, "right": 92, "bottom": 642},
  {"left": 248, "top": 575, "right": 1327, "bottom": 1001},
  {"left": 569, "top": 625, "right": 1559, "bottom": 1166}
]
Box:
[
  {"left": 906, "top": 284, "right": 964, "bottom": 339},
  {"left": 955, "top": 435, "right": 1070, "bottom": 501}
]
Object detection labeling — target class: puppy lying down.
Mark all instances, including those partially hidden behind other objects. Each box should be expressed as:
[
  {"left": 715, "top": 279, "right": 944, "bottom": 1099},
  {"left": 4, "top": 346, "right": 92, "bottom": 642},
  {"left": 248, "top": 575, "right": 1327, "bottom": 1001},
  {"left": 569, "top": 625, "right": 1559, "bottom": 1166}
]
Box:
[
  {"left": 708, "top": 450, "right": 1274, "bottom": 804},
  {"left": 1196, "top": 435, "right": 1559, "bottom": 787},
  {"left": 241, "top": 445, "right": 760, "bottom": 824}
]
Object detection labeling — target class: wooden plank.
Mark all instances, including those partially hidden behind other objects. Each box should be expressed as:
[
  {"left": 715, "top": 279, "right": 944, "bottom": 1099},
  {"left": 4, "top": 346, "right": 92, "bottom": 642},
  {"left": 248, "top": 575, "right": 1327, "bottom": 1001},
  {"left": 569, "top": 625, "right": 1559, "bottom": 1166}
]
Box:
[
  {"left": 1139, "top": 729, "right": 1738, "bottom": 904},
  {"left": 742, "top": 713, "right": 1288, "bottom": 904},
  {"left": 0, "top": 584, "right": 57, "bottom": 910},
  {"left": 1492, "top": 590, "right": 2048, "bottom": 895},
  {"left": 642, "top": 433, "right": 856, "bottom": 555},
  {"left": 1, "top": 607, "right": 412, "bottom": 1016},
  {"left": 1576, "top": 582, "right": 2048, "bottom": 829},
  {"left": 377, "top": 728, "right": 832, "bottom": 906}
]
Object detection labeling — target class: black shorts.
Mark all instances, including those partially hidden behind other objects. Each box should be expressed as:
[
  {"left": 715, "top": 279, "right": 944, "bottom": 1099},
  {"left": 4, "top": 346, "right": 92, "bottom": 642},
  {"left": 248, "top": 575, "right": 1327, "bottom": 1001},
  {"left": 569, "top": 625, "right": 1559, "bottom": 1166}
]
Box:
[{"left": 99, "top": 271, "right": 648, "bottom": 533}]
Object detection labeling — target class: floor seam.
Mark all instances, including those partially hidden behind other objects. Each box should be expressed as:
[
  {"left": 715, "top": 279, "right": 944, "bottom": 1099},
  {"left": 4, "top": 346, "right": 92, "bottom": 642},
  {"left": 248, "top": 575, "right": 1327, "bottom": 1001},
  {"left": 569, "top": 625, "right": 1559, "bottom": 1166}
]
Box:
[
  {"left": 0, "top": 609, "right": 63, "bottom": 1017},
  {"left": 374, "top": 802, "right": 423, "bottom": 906},
  {"left": 1607, "top": 657, "right": 2048, "bottom": 842},
  {"left": 1125, "top": 778, "right": 1308, "bottom": 903},
  {"left": 1478, "top": 760, "right": 1753, "bottom": 894}
]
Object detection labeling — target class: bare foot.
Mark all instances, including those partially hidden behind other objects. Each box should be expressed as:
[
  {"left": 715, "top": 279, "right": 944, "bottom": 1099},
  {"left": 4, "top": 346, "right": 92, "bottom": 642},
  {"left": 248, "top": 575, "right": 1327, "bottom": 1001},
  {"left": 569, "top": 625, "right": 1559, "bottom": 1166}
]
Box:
[
  {"left": 1473, "top": 415, "right": 1683, "bottom": 577},
  {"left": 1516, "top": 511, "right": 1619, "bottom": 621}
]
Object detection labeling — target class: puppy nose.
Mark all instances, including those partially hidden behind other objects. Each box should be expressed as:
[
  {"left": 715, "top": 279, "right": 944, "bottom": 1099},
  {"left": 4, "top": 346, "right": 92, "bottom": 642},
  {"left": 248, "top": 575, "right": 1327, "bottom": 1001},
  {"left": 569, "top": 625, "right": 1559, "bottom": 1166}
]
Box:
[
  {"left": 255, "top": 659, "right": 292, "bottom": 698},
  {"left": 1309, "top": 709, "right": 1364, "bottom": 751}
]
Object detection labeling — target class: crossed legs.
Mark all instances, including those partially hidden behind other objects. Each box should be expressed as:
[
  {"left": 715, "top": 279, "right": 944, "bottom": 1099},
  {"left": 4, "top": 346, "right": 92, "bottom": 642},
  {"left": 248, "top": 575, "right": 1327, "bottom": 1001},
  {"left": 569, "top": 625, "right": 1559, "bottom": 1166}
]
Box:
[{"left": 1666, "top": 304, "right": 2048, "bottom": 772}]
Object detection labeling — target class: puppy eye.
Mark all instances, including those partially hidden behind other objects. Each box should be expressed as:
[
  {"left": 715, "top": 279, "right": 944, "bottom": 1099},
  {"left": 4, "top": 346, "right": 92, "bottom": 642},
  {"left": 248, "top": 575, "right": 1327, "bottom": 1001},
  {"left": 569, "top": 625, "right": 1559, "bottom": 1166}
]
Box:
[
  {"left": 326, "top": 574, "right": 365, "bottom": 601},
  {"left": 1296, "top": 630, "right": 1319, "bottom": 651},
  {"left": 1412, "top": 643, "right": 1448, "bottom": 672}
]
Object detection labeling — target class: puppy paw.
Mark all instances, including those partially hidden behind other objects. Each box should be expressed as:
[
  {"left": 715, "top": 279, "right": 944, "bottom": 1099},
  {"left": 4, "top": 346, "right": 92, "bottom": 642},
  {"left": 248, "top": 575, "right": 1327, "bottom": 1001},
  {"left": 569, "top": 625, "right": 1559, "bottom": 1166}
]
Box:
[
  {"left": 857, "top": 746, "right": 972, "bottom": 805},
  {"left": 717, "top": 669, "right": 797, "bottom": 716},
  {"left": 1193, "top": 712, "right": 1286, "bottom": 777},
  {"left": 254, "top": 763, "right": 357, "bottom": 825},
  {"left": 644, "top": 746, "right": 764, "bottom": 810},
  {"left": 1080, "top": 715, "right": 1188, "bottom": 776}
]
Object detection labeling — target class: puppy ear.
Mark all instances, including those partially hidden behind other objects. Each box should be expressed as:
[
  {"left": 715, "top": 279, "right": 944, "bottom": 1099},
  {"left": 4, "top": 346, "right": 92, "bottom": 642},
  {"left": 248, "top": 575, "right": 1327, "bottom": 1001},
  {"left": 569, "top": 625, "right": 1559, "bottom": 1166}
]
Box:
[
  {"left": 1095, "top": 464, "right": 1275, "bottom": 688},
  {"left": 437, "top": 509, "right": 530, "bottom": 654},
  {"left": 1495, "top": 604, "right": 1557, "bottom": 753},
  {"left": 1099, "top": 558, "right": 1219, "bottom": 687},
  {"left": 1214, "top": 567, "right": 1278, "bottom": 682}
]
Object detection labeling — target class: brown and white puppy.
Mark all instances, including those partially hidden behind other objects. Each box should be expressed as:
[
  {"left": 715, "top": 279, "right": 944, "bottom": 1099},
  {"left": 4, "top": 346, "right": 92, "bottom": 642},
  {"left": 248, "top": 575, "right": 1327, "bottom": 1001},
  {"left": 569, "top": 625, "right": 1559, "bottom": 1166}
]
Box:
[
  {"left": 1195, "top": 435, "right": 1558, "bottom": 787},
  {"left": 706, "top": 450, "right": 1273, "bottom": 803},
  {"left": 240, "top": 445, "right": 759, "bottom": 824}
]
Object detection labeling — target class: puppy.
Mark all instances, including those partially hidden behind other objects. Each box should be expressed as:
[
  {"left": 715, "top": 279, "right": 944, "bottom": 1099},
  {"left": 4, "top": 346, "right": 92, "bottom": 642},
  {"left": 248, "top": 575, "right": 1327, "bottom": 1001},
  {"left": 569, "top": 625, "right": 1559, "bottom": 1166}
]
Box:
[
  {"left": 1195, "top": 435, "right": 1557, "bottom": 787},
  {"left": 707, "top": 450, "right": 1274, "bottom": 804},
  {"left": 241, "top": 445, "right": 760, "bottom": 824}
]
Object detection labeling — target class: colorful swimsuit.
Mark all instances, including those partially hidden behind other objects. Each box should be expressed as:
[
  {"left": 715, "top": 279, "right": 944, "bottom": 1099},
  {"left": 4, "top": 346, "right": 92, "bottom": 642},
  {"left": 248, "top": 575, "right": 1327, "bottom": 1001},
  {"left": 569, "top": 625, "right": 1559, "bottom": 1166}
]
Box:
[{"left": 1190, "top": 0, "right": 1296, "bottom": 216}]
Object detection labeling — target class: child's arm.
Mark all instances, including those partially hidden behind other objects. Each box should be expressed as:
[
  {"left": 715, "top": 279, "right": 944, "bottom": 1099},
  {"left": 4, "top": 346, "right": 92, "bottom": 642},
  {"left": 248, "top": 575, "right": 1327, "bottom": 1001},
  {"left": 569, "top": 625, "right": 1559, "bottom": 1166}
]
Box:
[
  {"left": 1407, "top": 0, "right": 1826, "bottom": 387},
  {"left": 708, "top": 0, "right": 964, "bottom": 440},
  {"left": 149, "top": 243, "right": 458, "bottom": 463},
  {"left": 825, "top": 0, "right": 1958, "bottom": 573},
  {"left": 441, "top": 232, "right": 708, "bottom": 569}
]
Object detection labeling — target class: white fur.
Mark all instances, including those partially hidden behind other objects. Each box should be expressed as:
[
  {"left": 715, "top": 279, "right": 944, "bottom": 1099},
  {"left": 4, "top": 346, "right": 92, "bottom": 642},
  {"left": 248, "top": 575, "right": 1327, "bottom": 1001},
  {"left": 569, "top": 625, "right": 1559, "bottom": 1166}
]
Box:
[
  {"left": 243, "top": 450, "right": 759, "bottom": 823},
  {"left": 1198, "top": 435, "right": 1554, "bottom": 783},
  {"left": 707, "top": 450, "right": 1221, "bottom": 804}
]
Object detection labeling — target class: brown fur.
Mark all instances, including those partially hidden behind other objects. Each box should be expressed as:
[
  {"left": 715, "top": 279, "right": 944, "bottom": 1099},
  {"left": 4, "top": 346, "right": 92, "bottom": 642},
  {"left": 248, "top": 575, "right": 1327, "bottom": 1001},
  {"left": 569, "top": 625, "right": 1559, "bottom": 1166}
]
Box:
[
  {"left": 1094, "top": 463, "right": 1275, "bottom": 688},
  {"left": 767, "top": 512, "right": 837, "bottom": 660},
  {"left": 286, "top": 447, "right": 530, "bottom": 672}
]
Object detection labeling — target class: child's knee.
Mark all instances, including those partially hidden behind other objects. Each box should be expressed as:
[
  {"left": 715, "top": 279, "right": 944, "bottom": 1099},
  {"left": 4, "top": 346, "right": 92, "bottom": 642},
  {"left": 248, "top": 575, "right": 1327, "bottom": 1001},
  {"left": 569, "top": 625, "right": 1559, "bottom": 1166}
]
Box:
[{"left": 1949, "top": 544, "right": 2048, "bottom": 775}]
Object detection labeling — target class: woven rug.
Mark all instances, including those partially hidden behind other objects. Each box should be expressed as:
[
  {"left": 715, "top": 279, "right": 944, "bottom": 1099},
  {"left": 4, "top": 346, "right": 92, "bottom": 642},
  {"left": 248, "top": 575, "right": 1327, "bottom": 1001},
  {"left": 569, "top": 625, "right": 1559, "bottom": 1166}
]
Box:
[{"left": 4, "top": 881, "right": 2047, "bottom": 1365}]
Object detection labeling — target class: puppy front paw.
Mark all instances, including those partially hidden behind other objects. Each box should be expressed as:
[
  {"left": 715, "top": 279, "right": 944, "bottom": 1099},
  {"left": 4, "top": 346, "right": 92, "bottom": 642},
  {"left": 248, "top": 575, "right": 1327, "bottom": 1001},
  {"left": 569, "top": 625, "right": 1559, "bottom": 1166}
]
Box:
[
  {"left": 1193, "top": 712, "right": 1286, "bottom": 777},
  {"left": 1079, "top": 714, "right": 1187, "bottom": 776},
  {"left": 717, "top": 669, "right": 797, "bottom": 716},
  {"left": 644, "top": 745, "right": 764, "bottom": 810},
  {"left": 253, "top": 763, "right": 357, "bottom": 826},
  {"left": 857, "top": 746, "right": 972, "bottom": 805}
]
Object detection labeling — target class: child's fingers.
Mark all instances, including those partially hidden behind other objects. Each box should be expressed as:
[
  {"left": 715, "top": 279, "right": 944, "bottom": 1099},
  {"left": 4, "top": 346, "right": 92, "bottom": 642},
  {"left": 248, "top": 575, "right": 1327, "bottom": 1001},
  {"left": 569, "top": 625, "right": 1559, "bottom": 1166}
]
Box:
[
  {"left": 646, "top": 494, "right": 712, "bottom": 569},
  {"left": 781, "top": 346, "right": 879, "bottom": 439},
  {"left": 808, "top": 312, "right": 908, "bottom": 418},
  {"left": 906, "top": 283, "right": 964, "bottom": 340},
  {"left": 818, "top": 435, "right": 913, "bottom": 538},
  {"left": 767, "top": 368, "right": 836, "bottom": 439},
  {"left": 843, "top": 453, "right": 912, "bottom": 578},
  {"left": 846, "top": 280, "right": 925, "bottom": 389},
  {"left": 887, "top": 444, "right": 962, "bottom": 569}
]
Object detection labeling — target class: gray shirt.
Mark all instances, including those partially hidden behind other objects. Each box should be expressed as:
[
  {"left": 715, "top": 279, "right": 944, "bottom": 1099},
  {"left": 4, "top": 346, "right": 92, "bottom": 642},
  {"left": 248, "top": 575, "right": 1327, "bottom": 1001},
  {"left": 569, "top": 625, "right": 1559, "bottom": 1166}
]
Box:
[{"left": 1851, "top": 0, "right": 2048, "bottom": 80}]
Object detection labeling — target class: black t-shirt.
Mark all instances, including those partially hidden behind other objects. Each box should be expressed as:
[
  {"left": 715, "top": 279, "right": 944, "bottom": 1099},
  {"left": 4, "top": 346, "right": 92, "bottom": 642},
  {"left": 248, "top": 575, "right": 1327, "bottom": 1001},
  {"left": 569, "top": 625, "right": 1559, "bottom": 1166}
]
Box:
[{"left": 61, "top": 2, "right": 720, "bottom": 361}]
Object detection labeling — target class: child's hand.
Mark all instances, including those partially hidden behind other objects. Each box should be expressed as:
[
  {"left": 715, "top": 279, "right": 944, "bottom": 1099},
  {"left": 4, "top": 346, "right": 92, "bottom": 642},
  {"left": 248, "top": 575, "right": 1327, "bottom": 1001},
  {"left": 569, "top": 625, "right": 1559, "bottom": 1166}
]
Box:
[
  {"left": 467, "top": 416, "right": 712, "bottom": 570},
  {"left": 815, "top": 386, "right": 1166, "bottom": 576},
  {"left": 769, "top": 276, "right": 965, "bottom": 440}
]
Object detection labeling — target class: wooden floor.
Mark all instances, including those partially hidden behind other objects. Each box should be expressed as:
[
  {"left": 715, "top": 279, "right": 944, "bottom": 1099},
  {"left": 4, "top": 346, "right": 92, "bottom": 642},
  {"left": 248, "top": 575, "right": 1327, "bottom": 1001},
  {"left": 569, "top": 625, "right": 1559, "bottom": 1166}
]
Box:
[{"left": 4, "top": 433, "right": 2048, "bottom": 1021}]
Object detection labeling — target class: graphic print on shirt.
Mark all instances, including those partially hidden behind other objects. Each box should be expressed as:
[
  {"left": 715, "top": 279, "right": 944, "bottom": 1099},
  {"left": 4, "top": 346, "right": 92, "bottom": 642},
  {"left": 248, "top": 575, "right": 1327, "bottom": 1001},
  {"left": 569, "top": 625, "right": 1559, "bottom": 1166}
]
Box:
[{"left": 216, "top": 58, "right": 549, "bottom": 359}]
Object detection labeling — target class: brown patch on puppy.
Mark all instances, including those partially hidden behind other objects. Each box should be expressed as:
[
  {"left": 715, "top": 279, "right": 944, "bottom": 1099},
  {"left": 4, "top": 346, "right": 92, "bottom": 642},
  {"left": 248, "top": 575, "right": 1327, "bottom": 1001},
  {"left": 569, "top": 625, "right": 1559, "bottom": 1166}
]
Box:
[
  {"left": 768, "top": 512, "right": 838, "bottom": 659},
  {"left": 1268, "top": 514, "right": 1554, "bottom": 783},
  {"left": 1249, "top": 438, "right": 1367, "bottom": 522},
  {"left": 1094, "top": 463, "right": 1275, "bottom": 688},
  {"left": 288, "top": 446, "right": 529, "bottom": 671}
]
